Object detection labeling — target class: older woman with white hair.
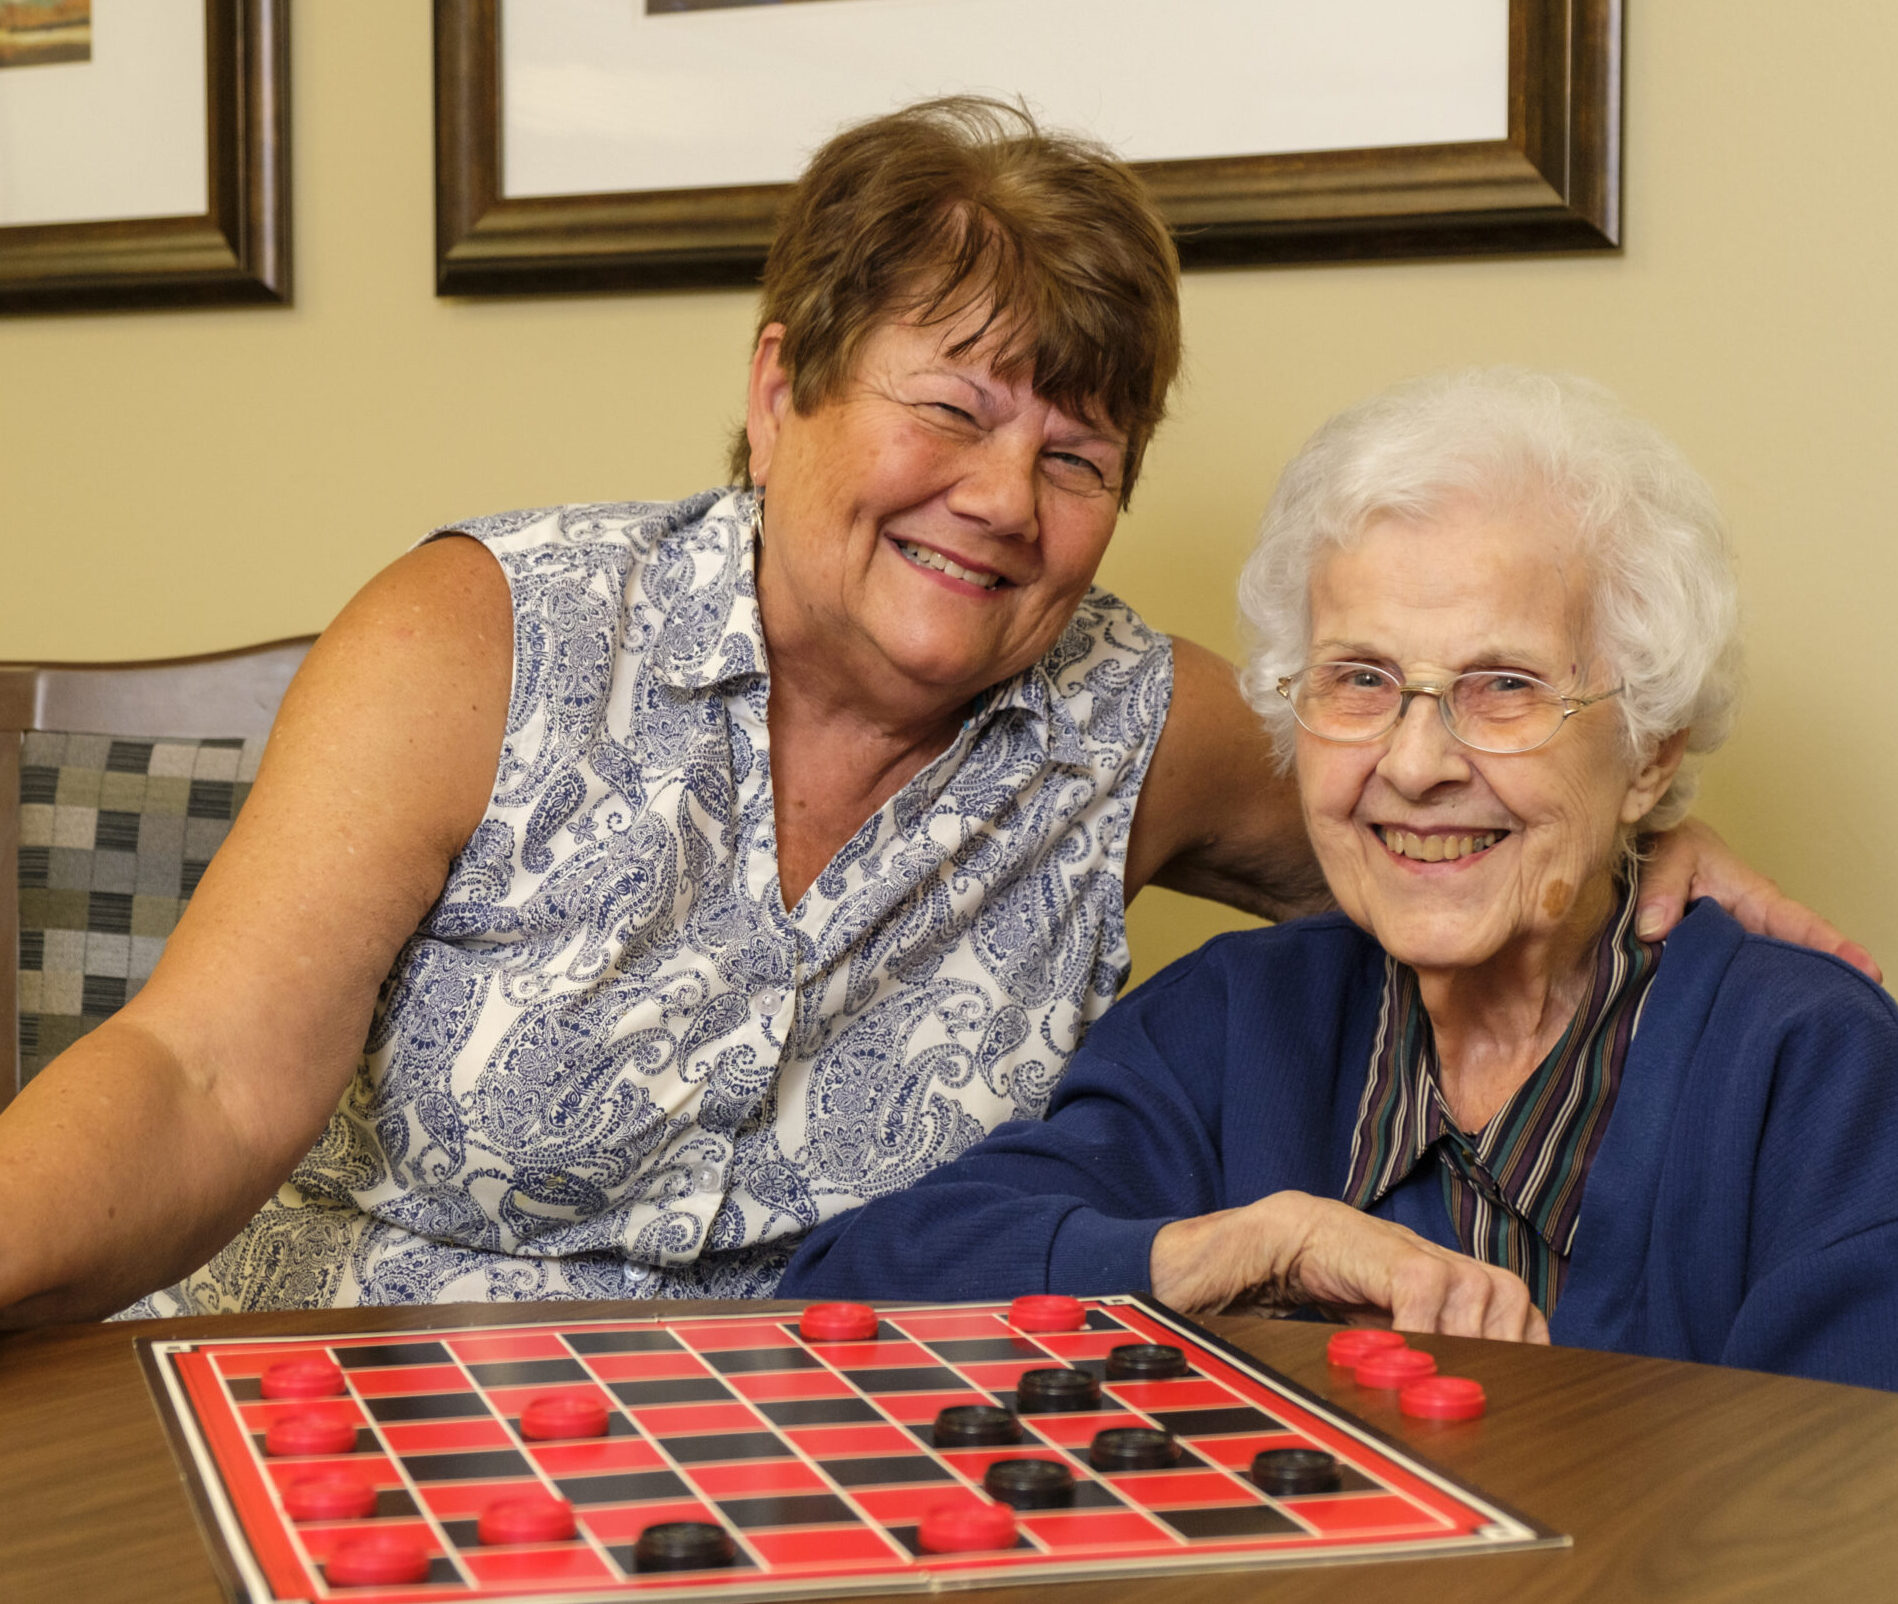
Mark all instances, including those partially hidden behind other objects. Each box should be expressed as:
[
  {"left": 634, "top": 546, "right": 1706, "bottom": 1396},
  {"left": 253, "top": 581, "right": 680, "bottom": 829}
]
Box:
[{"left": 781, "top": 369, "right": 1898, "bottom": 1386}]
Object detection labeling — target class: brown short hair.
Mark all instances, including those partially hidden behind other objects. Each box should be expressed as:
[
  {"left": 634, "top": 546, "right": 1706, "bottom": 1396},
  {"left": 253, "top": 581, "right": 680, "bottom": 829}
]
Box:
[{"left": 730, "top": 96, "right": 1181, "bottom": 507}]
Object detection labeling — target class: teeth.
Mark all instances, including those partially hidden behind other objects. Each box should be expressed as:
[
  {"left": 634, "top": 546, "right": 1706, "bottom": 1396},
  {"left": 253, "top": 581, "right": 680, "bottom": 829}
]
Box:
[
  {"left": 896, "top": 539, "right": 1001, "bottom": 590},
  {"left": 1380, "top": 827, "right": 1501, "bottom": 862}
]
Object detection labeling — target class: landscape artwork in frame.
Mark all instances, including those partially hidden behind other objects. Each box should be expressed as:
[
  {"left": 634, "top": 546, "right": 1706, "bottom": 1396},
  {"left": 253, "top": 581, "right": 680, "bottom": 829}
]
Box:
[
  {"left": 0, "top": 0, "right": 91, "bottom": 69},
  {"left": 434, "top": 0, "right": 1621, "bottom": 297},
  {"left": 0, "top": 0, "right": 289, "bottom": 313}
]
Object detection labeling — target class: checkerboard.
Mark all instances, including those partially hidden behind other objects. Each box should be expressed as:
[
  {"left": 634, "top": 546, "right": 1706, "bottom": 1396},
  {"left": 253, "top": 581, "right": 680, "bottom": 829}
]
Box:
[{"left": 142, "top": 1296, "right": 1560, "bottom": 1601}]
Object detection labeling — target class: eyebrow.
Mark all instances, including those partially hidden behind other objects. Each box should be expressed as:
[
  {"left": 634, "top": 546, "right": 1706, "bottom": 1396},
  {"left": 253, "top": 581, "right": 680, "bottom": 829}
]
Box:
[{"left": 1311, "top": 640, "right": 1564, "bottom": 675}]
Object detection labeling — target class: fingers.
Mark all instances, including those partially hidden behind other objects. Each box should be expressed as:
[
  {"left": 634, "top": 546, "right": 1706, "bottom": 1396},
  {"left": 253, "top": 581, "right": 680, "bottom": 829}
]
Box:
[
  {"left": 1641, "top": 818, "right": 1882, "bottom": 980},
  {"left": 1387, "top": 1250, "right": 1544, "bottom": 1343}
]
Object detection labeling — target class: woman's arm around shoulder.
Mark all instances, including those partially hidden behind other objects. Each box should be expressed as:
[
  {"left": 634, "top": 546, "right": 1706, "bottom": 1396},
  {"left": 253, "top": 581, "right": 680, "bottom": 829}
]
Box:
[{"left": 0, "top": 535, "right": 512, "bottom": 1325}]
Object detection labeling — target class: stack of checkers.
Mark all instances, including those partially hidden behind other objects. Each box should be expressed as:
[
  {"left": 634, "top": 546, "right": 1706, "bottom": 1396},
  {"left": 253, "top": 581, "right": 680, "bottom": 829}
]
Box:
[{"left": 1323, "top": 1330, "right": 1488, "bottom": 1421}]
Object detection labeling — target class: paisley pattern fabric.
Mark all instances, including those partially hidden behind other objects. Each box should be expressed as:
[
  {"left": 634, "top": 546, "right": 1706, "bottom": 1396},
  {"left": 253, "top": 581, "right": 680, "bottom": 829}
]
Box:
[{"left": 128, "top": 489, "right": 1171, "bottom": 1313}]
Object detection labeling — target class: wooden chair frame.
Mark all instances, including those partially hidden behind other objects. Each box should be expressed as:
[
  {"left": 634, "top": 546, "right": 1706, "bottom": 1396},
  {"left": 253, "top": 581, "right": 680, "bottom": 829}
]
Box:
[{"left": 0, "top": 638, "right": 313, "bottom": 1102}]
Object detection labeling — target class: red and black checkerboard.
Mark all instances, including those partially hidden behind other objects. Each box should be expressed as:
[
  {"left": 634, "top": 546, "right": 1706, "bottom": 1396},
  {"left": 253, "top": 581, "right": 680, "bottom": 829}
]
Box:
[{"left": 141, "top": 1296, "right": 1561, "bottom": 1601}]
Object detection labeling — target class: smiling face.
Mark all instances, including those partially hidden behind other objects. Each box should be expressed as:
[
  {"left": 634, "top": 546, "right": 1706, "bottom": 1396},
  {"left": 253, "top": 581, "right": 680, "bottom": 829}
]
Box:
[
  {"left": 1296, "top": 506, "right": 1682, "bottom": 984},
  {"left": 745, "top": 308, "right": 1126, "bottom": 723}
]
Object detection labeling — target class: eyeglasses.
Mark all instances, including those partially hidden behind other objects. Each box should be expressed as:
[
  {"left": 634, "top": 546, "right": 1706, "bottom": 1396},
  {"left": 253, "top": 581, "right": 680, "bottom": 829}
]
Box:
[{"left": 1276, "top": 661, "right": 1622, "bottom": 754}]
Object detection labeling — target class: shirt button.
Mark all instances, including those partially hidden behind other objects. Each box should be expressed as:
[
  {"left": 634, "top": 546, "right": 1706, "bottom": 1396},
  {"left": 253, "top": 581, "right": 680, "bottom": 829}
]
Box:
[
  {"left": 693, "top": 1162, "right": 724, "bottom": 1195},
  {"left": 756, "top": 987, "right": 787, "bottom": 1014}
]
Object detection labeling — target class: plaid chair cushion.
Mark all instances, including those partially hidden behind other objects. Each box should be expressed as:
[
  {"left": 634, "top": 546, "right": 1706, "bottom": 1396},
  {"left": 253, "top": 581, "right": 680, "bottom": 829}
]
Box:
[{"left": 17, "top": 731, "right": 262, "bottom": 1084}]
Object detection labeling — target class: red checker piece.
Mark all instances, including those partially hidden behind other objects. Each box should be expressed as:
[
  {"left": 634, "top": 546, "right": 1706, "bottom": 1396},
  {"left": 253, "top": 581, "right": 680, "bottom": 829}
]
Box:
[
  {"left": 283, "top": 1472, "right": 377, "bottom": 1522},
  {"left": 1008, "top": 1294, "right": 1087, "bottom": 1333},
  {"left": 265, "top": 1409, "right": 358, "bottom": 1458},
  {"left": 480, "top": 1492, "right": 578, "bottom": 1546},
  {"left": 1326, "top": 1328, "right": 1408, "bottom": 1368},
  {"left": 260, "top": 1356, "right": 345, "bottom": 1400},
  {"left": 800, "top": 1301, "right": 879, "bottom": 1341},
  {"left": 325, "top": 1531, "right": 433, "bottom": 1587},
  {"left": 1400, "top": 1375, "right": 1487, "bottom": 1421},
  {"left": 917, "top": 1495, "right": 1019, "bottom": 1553},
  {"left": 521, "top": 1390, "right": 610, "bottom": 1440},
  {"left": 1355, "top": 1348, "right": 1438, "bottom": 1389}
]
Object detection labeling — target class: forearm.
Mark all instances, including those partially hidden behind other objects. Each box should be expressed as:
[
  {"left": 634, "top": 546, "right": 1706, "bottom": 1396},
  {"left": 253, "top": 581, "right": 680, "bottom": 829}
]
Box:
[{"left": 0, "top": 1017, "right": 324, "bottom": 1324}]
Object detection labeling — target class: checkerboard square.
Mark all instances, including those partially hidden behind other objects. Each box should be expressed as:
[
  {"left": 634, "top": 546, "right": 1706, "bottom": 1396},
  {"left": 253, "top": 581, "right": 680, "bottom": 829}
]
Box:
[
  {"left": 184, "top": 817, "right": 231, "bottom": 857},
  {"left": 54, "top": 771, "right": 102, "bottom": 809}
]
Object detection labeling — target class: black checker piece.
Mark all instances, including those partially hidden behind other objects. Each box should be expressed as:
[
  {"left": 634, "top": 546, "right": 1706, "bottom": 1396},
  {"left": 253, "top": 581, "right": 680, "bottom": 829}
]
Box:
[
  {"left": 612, "top": 1376, "right": 733, "bottom": 1407},
  {"left": 926, "top": 1337, "right": 1048, "bottom": 1363},
  {"left": 756, "top": 1397, "right": 882, "bottom": 1428},
  {"left": 403, "top": 1448, "right": 533, "bottom": 1482},
  {"left": 717, "top": 1493, "right": 858, "bottom": 1529},
  {"left": 366, "top": 1392, "right": 492, "bottom": 1422},
  {"left": 840, "top": 1366, "right": 960, "bottom": 1392},
  {"left": 664, "top": 1431, "right": 793, "bottom": 1464},
  {"left": 557, "top": 1469, "right": 690, "bottom": 1506},
  {"left": 608, "top": 1542, "right": 756, "bottom": 1576},
  {"left": 1149, "top": 1405, "right": 1283, "bottom": 1437},
  {"left": 705, "top": 1347, "right": 823, "bottom": 1375},
  {"left": 1161, "top": 1505, "right": 1304, "bottom": 1540},
  {"left": 566, "top": 1329, "right": 683, "bottom": 1355},
  {"left": 905, "top": 1420, "right": 1045, "bottom": 1449},
  {"left": 334, "top": 1341, "right": 451, "bottom": 1368},
  {"left": 824, "top": 1455, "right": 953, "bottom": 1488},
  {"left": 467, "top": 1358, "right": 590, "bottom": 1388}
]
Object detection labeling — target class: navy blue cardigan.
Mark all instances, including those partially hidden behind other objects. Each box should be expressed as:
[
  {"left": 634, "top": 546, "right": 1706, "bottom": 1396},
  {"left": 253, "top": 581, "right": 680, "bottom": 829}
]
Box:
[{"left": 781, "top": 903, "right": 1898, "bottom": 1391}]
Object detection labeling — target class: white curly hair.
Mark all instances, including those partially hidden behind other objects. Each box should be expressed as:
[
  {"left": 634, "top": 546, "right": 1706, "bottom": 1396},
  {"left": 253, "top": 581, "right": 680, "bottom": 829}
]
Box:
[{"left": 1237, "top": 368, "right": 1742, "bottom": 833}]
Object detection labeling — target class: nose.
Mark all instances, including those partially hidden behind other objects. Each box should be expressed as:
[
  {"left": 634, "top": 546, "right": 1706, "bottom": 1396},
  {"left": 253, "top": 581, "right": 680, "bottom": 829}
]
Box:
[
  {"left": 1374, "top": 691, "right": 1470, "bottom": 797},
  {"left": 944, "top": 431, "right": 1040, "bottom": 540}
]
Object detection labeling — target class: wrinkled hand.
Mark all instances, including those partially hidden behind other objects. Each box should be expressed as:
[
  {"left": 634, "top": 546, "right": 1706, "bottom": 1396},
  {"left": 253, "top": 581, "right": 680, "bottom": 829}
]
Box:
[
  {"left": 1149, "top": 1192, "right": 1548, "bottom": 1343},
  {"left": 1641, "top": 817, "right": 1880, "bottom": 982}
]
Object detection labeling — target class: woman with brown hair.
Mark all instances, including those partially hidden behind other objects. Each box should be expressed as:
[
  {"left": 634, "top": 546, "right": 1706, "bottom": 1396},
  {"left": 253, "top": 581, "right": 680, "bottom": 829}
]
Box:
[{"left": 0, "top": 100, "right": 1850, "bottom": 1328}]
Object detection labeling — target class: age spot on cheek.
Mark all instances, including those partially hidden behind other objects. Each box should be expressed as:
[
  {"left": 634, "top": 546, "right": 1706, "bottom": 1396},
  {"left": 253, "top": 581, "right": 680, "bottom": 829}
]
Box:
[{"left": 1541, "top": 879, "right": 1572, "bottom": 919}]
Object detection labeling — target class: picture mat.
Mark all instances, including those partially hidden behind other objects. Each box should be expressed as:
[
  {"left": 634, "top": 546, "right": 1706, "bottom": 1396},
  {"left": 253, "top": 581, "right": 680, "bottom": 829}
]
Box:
[
  {"left": 501, "top": 0, "right": 1508, "bottom": 199},
  {"left": 0, "top": 0, "right": 205, "bottom": 227}
]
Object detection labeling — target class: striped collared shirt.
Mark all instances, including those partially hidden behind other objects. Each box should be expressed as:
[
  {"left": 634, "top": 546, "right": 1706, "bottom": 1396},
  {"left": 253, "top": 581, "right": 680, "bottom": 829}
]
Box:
[{"left": 1342, "top": 879, "right": 1660, "bottom": 1313}]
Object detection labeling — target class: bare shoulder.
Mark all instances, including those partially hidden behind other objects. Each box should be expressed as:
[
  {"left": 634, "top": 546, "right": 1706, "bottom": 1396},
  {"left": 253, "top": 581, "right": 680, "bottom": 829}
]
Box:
[
  {"left": 1125, "top": 636, "right": 1326, "bottom": 920},
  {"left": 122, "top": 535, "right": 514, "bottom": 1134}
]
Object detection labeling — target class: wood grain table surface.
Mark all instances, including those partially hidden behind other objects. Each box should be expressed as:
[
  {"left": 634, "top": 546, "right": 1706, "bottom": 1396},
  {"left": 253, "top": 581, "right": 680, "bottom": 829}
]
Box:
[{"left": 3, "top": 1301, "right": 1893, "bottom": 1604}]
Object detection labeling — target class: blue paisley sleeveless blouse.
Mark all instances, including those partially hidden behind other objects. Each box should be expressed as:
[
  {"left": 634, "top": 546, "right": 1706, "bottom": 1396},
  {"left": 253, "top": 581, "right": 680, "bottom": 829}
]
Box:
[{"left": 132, "top": 489, "right": 1171, "bottom": 1312}]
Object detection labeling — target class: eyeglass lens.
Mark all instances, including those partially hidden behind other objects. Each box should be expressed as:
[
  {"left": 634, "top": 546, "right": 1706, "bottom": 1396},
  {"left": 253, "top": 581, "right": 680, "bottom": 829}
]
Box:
[{"left": 1290, "top": 663, "right": 1570, "bottom": 752}]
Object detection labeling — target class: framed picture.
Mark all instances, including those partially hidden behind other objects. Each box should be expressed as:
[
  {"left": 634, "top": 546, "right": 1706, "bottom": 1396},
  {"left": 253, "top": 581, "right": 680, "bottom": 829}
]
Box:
[
  {"left": 0, "top": 0, "right": 290, "bottom": 314},
  {"left": 435, "top": 0, "right": 1619, "bottom": 297}
]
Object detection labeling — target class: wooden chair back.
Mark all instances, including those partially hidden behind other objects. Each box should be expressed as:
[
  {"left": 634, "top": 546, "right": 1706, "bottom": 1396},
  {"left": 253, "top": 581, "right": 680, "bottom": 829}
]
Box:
[{"left": 0, "top": 639, "right": 313, "bottom": 1103}]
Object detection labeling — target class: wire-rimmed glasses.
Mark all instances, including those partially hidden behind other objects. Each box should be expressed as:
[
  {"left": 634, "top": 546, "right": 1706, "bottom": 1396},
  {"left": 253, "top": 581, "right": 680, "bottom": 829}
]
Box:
[{"left": 1275, "top": 661, "right": 1622, "bottom": 755}]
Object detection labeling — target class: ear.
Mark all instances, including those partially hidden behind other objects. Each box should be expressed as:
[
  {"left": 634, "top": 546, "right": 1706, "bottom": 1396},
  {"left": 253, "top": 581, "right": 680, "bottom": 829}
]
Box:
[
  {"left": 1619, "top": 728, "right": 1690, "bottom": 825},
  {"left": 745, "top": 324, "right": 794, "bottom": 487}
]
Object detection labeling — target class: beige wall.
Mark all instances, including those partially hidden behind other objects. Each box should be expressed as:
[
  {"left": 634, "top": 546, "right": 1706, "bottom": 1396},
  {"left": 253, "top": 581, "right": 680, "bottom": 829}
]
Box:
[{"left": 3, "top": 3, "right": 1895, "bottom": 983}]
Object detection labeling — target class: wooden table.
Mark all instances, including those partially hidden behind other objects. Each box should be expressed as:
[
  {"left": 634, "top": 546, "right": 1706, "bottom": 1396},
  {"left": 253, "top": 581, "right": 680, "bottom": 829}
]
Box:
[{"left": 3, "top": 1303, "right": 1893, "bottom": 1604}]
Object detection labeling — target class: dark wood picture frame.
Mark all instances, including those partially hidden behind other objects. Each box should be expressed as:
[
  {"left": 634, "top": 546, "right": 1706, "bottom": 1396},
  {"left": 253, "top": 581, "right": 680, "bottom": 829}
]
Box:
[
  {"left": 0, "top": 0, "right": 291, "bottom": 314},
  {"left": 435, "top": 0, "right": 1620, "bottom": 297}
]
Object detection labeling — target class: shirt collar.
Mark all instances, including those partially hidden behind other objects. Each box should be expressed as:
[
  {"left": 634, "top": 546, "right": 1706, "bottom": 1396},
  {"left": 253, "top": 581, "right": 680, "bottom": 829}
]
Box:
[
  {"left": 650, "top": 489, "right": 771, "bottom": 693},
  {"left": 1343, "top": 875, "right": 1657, "bottom": 1253}
]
